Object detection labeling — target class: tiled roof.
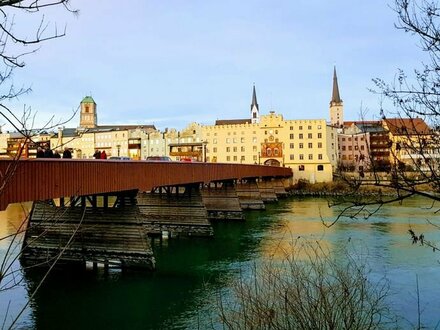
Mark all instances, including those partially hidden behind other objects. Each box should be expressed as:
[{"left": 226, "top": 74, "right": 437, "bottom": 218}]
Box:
[
  {"left": 384, "top": 118, "right": 431, "bottom": 135},
  {"left": 215, "top": 119, "right": 251, "bottom": 125}
]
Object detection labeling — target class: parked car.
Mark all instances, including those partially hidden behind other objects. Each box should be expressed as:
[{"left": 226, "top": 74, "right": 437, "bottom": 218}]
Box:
[
  {"left": 146, "top": 156, "right": 172, "bottom": 161},
  {"left": 109, "top": 156, "right": 131, "bottom": 160}
]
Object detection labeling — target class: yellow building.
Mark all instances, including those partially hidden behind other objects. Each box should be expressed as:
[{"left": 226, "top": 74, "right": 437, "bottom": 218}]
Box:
[{"left": 201, "top": 86, "right": 338, "bottom": 182}]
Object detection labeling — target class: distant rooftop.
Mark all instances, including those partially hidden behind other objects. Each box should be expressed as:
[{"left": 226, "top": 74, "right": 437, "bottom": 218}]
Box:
[
  {"left": 215, "top": 119, "right": 251, "bottom": 126},
  {"left": 81, "top": 96, "right": 96, "bottom": 104}
]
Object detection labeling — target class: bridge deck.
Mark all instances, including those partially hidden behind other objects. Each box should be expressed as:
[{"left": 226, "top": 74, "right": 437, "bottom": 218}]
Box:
[{"left": 0, "top": 159, "right": 292, "bottom": 210}]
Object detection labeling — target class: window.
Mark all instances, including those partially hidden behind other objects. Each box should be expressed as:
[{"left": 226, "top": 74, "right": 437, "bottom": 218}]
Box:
[
  {"left": 348, "top": 137, "right": 352, "bottom": 142},
  {"left": 308, "top": 125, "right": 312, "bottom": 130},
  {"left": 308, "top": 154, "right": 313, "bottom": 160},
  {"left": 290, "top": 134, "right": 294, "bottom": 139},
  {"left": 299, "top": 126, "right": 303, "bottom": 130},
  {"left": 355, "top": 145, "right": 358, "bottom": 150},
  {"left": 267, "top": 148, "right": 272, "bottom": 156},
  {"left": 318, "top": 125, "right": 322, "bottom": 129},
  {"left": 241, "top": 137, "right": 245, "bottom": 143},
  {"left": 241, "top": 155, "right": 245, "bottom": 161},
  {"left": 253, "top": 155, "right": 257, "bottom": 161},
  {"left": 318, "top": 142, "right": 322, "bottom": 148},
  {"left": 253, "top": 146, "right": 257, "bottom": 152},
  {"left": 342, "top": 155, "right": 347, "bottom": 160},
  {"left": 342, "top": 146, "right": 346, "bottom": 151},
  {"left": 342, "top": 138, "right": 346, "bottom": 141},
  {"left": 299, "top": 143, "right": 304, "bottom": 149},
  {"left": 213, "top": 147, "right": 217, "bottom": 153},
  {"left": 318, "top": 154, "right": 323, "bottom": 160},
  {"left": 233, "top": 138, "right": 237, "bottom": 143},
  {"left": 308, "top": 133, "right": 312, "bottom": 139},
  {"left": 241, "top": 146, "right": 245, "bottom": 152},
  {"left": 233, "top": 147, "right": 237, "bottom": 152},
  {"left": 308, "top": 143, "right": 312, "bottom": 148},
  {"left": 290, "top": 154, "right": 294, "bottom": 160},
  {"left": 290, "top": 143, "right": 294, "bottom": 149},
  {"left": 317, "top": 165, "right": 324, "bottom": 171},
  {"left": 299, "top": 154, "right": 304, "bottom": 160},
  {"left": 274, "top": 148, "right": 279, "bottom": 156},
  {"left": 290, "top": 126, "right": 293, "bottom": 130},
  {"left": 226, "top": 138, "right": 230, "bottom": 144},
  {"left": 360, "top": 145, "right": 365, "bottom": 151},
  {"left": 253, "top": 137, "right": 257, "bottom": 143},
  {"left": 348, "top": 146, "right": 352, "bottom": 151},
  {"left": 226, "top": 147, "right": 231, "bottom": 152},
  {"left": 299, "top": 165, "right": 305, "bottom": 171},
  {"left": 233, "top": 156, "right": 238, "bottom": 161},
  {"left": 299, "top": 134, "right": 303, "bottom": 139},
  {"left": 227, "top": 156, "right": 231, "bottom": 161},
  {"left": 318, "top": 133, "right": 322, "bottom": 138},
  {"left": 348, "top": 155, "right": 353, "bottom": 160}
]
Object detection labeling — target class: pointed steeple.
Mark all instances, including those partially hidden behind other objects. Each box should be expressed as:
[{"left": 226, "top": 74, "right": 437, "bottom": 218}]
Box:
[
  {"left": 250, "top": 84, "right": 260, "bottom": 124},
  {"left": 331, "top": 66, "right": 342, "bottom": 105},
  {"left": 251, "top": 84, "right": 259, "bottom": 111}
]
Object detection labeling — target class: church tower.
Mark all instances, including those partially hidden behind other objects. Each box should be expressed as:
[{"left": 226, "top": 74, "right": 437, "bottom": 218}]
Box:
[
  {"left": 251, "top": 84, "right": 260, "bottom": 124},
  {"left": 79, "top": 96, "right": 97, "bottom": 129},
  {"left": 329, "top": 67, "right": 343, "bottom": 127}
]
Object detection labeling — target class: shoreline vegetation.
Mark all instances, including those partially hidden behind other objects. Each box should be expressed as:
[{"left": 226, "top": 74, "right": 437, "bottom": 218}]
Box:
[{"left": 289, "top": 177, "right": 435, "bottom": 197}]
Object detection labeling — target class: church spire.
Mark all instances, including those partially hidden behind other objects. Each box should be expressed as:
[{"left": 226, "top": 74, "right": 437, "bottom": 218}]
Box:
[
  {"left": 251, "top": 84, "right": 259, "bottom": 111},
  {"left": 251, "top": 84, "right": 260, "bottom": 124},
  {"left": 331, "top": 66, "right": 342, "bottom": 105}
]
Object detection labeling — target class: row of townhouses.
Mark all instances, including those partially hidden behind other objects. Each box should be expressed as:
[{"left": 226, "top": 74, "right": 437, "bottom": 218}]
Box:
[{"left": 0, "top": 68, "right": 437, "bottom": 183}]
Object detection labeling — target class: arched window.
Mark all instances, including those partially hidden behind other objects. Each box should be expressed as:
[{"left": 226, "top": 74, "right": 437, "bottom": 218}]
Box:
[
  {"left": 266, "top": 148, "right": 272, "bottom": 156},
  {"left": 274, "top": 148, "right": 279, "bottom": 156}
]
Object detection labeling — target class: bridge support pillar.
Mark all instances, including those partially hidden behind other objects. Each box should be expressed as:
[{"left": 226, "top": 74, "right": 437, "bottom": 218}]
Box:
[
  {"left": 21, "top": 190, "right": 155, "bottom": 270},
  {"left": 236, "top": 179, "right": 265, "bottom": 210},
  {"left": 137, "top": 184, "right": 213, "bottom": 238},
  {"left": 201, "top": 181, "right": 244, "bottom": 221},
  {"left": 272, "top": 178, "right": 288, "bottom": 198},
  {"left": 257, "top": 179, "right": 278, "bottom": 202}
]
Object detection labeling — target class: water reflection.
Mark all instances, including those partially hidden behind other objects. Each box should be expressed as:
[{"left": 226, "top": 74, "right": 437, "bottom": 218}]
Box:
[{"left": 1, "top": 197, "right": 440, "bottom": 328}]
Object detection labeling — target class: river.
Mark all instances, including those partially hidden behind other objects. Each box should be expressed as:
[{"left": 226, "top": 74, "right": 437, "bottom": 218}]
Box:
[{"left": 0, "top": 197, "right": 440, "bottom": 329}]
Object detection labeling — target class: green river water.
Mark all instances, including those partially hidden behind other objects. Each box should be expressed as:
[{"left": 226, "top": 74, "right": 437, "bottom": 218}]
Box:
[{"left": 1, "top": 197, "right": 440, "bottom": 329}]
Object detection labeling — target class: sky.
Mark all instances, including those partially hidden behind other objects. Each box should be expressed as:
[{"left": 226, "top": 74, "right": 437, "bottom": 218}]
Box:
[{"left": 1, "top": 0, "right": 428, "bottom": 132}]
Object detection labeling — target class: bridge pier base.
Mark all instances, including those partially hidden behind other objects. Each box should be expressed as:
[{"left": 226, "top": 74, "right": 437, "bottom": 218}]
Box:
[
  {"left": 137, "top": 184, "right": 213, "bottom": 238},
  {"left": 257, "top": 179, "right": 278, "bottom": 203},
  {"left": 236, "top": 179, "right": 266, "bottom": 210},
  {"left": 21, "top": 190, "right": 155, "bottom": 270},
  {"left": 201, "top": 181, "right": 244, "bottom": 221}
]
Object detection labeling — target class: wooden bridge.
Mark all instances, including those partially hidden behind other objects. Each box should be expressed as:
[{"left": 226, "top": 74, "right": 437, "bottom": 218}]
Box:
[
  {"left": 0, "top": 159, "right": 292, "bottom": 270},
  {"left": 0, "top": 159, "right": 292, "bottom": 210}
]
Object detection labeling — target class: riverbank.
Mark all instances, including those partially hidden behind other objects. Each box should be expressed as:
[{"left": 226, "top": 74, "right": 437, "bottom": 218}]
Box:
[{"left": 289, "top": 179, "right": 403, "bottom": 197}]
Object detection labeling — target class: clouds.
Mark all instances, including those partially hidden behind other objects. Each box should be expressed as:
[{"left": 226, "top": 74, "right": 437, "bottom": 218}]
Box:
[{"left": 2, "top": 0, "right": 424, "bottom": 132}]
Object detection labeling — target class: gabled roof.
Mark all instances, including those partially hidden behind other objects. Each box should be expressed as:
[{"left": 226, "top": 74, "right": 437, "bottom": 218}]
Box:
[
  {"left": 215, "top": 119, "right": 251, "bottom": 126},
  {"left": 384, "top": 118, "right": 431, "bottom": 135}
]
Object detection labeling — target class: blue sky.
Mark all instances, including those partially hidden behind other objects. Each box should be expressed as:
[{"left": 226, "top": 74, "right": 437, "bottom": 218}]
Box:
[{"left": 3, "top": 0, "right": 427, "bottom": 131}]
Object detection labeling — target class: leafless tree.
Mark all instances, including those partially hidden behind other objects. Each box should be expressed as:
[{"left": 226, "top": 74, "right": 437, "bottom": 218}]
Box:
[
  {"left": 332, "top": 1, "right": 440, "bottom": 239},
  {"left": 215, "top": 240, "right": 394, "bottom": 329},
  {"left": 0, "top": 1, "right": 79, "bottom": 328}
]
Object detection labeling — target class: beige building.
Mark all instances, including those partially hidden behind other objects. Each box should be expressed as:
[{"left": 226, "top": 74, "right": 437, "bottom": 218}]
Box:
[{"left": 201, "top": 86, "right": 338, "bottom": 182}]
